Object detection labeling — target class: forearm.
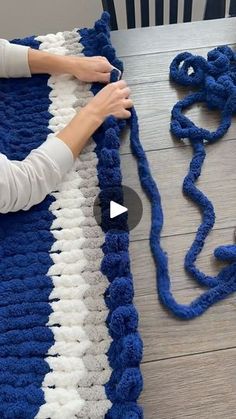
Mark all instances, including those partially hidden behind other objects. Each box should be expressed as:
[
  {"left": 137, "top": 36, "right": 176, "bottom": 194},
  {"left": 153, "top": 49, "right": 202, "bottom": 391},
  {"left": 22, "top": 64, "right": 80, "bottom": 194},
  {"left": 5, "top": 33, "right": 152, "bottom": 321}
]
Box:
[
  {"left": 56, "top": 105, "right": 103, "bottom": 158},
  {"left": 0, "top": 135, "right": 74, "bottom": 213},
  {"left": 0, "top": 40, "right": 74, "bottom": 79},
  {"left": 28, "top": 47, "right": 74, "bottom": 75},
  {"left": 28, "top": 48, "right": 115, "bottom": 83}
]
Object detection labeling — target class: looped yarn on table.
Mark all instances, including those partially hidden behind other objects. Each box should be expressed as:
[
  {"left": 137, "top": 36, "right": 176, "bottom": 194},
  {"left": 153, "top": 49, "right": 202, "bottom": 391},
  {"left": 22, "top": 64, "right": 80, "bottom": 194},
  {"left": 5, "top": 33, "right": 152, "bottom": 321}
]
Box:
[
  {"left": 170, "top": 45, "right": 236, "bottom": 143},
  {"left": 127, "top": 45, "right": 236, "bottom": 319}
]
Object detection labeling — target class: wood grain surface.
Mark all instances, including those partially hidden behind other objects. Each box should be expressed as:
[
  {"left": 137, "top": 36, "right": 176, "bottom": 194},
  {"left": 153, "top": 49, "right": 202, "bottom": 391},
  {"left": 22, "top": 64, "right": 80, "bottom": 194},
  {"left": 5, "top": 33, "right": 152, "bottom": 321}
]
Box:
[
  {"left": 111, "top": 18, "right": 236, "bottom": 419},
  {"left": 111, "top": 18, "right": 236, "bottom": 56},
  {"left": 140, "top": 348, "right": 236, "bottom": 419}
]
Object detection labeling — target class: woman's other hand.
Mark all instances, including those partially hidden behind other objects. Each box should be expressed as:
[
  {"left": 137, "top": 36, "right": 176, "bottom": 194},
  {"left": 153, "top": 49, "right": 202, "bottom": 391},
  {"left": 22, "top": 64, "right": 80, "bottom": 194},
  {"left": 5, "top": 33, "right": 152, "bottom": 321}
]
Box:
[
  {"left": 86, "top": 80, "right": 132, "bottom": 121},
  {"left": 57, "top": 80, "right": 132, "bottom": 158}
]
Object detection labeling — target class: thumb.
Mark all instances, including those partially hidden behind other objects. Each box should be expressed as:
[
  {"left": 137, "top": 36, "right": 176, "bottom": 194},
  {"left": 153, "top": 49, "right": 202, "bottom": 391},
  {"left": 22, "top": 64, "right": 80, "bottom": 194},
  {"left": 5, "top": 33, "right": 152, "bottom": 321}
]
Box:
[{"left": 96, "top": 72, "right": 111, "bottom": 84}]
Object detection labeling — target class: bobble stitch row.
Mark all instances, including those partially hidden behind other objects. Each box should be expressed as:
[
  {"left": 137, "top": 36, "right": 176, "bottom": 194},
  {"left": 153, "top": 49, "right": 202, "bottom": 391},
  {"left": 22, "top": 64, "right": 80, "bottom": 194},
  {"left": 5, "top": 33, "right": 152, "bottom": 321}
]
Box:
[{"left": 79, "top": 12, "right": 143, "bottom": 418}]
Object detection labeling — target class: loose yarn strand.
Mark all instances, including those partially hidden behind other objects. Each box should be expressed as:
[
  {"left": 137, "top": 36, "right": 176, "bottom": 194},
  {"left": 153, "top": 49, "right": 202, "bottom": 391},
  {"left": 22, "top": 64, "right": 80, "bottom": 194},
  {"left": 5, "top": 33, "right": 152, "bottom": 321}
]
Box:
[{"left": 127, "top": 45, "right": 236, "bottom": 319}]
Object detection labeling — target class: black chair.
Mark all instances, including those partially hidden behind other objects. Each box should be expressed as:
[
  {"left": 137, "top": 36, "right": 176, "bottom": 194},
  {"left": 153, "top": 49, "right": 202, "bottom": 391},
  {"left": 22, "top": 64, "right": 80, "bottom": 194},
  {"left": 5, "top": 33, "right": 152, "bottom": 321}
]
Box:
[{"left": 102, "top": 0, "right": 236, "bottom": 30}]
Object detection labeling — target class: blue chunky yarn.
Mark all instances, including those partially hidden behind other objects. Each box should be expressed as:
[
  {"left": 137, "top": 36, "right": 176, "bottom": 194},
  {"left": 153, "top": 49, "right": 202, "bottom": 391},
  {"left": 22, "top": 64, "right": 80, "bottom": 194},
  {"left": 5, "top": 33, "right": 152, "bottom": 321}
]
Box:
[
  {"left": 128, "top": 45, "right": 236, "bottom": 319},
  {"left": 0, "top": 37, "right": 54, "bottom": 418},
  {"left": 80, "top": 12, "right": 143, "bottom": 419},
  {"left": 80, "top": 14, "right": 236, "bottom": 416}
]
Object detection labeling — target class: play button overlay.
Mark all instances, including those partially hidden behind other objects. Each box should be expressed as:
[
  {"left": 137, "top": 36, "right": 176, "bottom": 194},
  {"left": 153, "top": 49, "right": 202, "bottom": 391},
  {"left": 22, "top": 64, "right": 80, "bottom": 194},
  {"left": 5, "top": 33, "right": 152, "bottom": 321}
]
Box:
[
  {"left": 110, "top": 201, "right": 128, "bottom": 219},
  {"left": 93, "top": 185, "right": 143, "bottom": 231}
]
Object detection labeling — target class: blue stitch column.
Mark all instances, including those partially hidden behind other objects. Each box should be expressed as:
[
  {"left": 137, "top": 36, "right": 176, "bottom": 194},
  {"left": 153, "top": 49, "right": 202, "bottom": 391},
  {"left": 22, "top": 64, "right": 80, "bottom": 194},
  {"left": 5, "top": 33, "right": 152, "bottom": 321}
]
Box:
[{"left": 79, "top": 13, "right": 144, "bottom": 419}]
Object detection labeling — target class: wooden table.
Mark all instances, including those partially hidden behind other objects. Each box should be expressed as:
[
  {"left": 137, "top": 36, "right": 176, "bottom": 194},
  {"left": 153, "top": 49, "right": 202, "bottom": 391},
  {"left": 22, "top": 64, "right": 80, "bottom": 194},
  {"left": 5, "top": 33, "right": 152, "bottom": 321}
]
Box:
[{"left": 111, "top": 18, "right": 236, "bottom": 419}]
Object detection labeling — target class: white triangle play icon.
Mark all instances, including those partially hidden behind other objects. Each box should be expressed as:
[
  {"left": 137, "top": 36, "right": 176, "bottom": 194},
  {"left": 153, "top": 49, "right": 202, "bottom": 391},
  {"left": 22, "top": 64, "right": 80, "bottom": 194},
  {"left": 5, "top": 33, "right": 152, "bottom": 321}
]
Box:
[{"left": 110, "top": 201, "right": 128, "bottom": 219}]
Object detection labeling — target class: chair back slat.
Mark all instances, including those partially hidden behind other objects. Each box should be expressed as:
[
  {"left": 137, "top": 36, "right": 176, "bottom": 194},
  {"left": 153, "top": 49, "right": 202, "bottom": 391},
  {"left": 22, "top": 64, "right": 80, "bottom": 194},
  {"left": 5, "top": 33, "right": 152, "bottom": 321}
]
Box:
[
  {"left": 229, "top": 0, "right": 236, "bottom": 16},
  {"left": 169, "top": 0, "right": 178, "bottom": 24},
  {"left": 204, "top": 0, "right": 226, "bottom": 20},
  {"left": 102, "top": 0, "right": 118, "bottom": 30},
  {"left": 126, "top": 0, "right": 136, "bottom": 29},
  {"left": 140, "top": 0, "right": 150, "bottom": 27},
  {"left": 102, "top": 0, "right": 230, "bottom": 30},
  {"left": 155, "top": 0, "right": 164, "bottom": 25},
  {"left": 183, "top": 0, "right": 193, "bottom": 22}
]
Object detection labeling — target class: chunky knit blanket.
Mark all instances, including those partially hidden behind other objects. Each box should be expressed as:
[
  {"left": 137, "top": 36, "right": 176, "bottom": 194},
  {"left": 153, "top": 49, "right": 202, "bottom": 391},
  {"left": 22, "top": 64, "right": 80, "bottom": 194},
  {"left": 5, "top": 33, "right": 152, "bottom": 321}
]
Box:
[
  {"left": 3, "top": 9, "right": 235, "bottom": 419},
  {"left": 0, "top": 13, "right": 143, "bottom": 419}
]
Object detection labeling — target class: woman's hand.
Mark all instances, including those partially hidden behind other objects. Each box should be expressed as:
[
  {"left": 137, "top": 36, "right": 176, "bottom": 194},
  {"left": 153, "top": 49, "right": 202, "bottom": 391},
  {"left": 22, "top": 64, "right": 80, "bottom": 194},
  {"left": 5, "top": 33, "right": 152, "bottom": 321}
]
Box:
[
  {"left": 85, "top": 80, "right": 132, "bottom": 121},
  {"left": 28, "top": 48, "right": 119, "bottom": 83},
  {"left": 57, "top": 80, "right": 132, "bottom": 158},
  {"left": 68, "top": 56, "right": 118, "bottom": 83}
]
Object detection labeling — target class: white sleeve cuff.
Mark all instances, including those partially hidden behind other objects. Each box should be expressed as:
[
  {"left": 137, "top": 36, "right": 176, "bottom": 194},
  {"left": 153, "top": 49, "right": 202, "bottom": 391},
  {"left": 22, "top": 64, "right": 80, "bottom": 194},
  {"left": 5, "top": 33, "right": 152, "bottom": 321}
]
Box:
[
  {"left": 36, "top": 134, "right": 75, "bottom": 177},
  {"left": 6, "top": 42, "right": 31, "bottom": 78},
  {"left": 0, "top": 39, "right": 31, "bottom": 78}
]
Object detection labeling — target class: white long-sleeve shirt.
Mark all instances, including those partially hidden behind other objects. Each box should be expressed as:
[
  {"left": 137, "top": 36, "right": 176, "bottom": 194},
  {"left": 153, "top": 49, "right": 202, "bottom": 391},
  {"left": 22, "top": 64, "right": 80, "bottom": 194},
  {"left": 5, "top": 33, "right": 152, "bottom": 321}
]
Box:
[{"left": 0, "top": 39, "right": 75, "bottom": 213}]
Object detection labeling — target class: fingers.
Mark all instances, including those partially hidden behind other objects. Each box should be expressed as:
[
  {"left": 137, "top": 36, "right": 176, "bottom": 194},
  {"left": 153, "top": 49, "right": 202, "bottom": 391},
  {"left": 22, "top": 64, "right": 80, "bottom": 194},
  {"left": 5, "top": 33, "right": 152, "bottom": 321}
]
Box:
[
  {"left": 96, "top": 57, "right": 122, "bottom": 79},
  {"left": 112, "top": 80, "right": 133, "bottom": 114},
  {"left": 105, "top": 80, "right": 129, "bottom": 93},
  {"left": 121, "top": 87, "right": 131, "bottom": 98},
  {"left": 96, "top": 72, "right": 111, "bottom": 83},
  {"left": 96, "top": 71, "right": 123, "bottom": 84},
  {"left": 96, "top": 56, "right": 108, "bottom": 62},
  {"left": 122, "top": 110, "right": 131, "bottom": 119},
  {"left": 96, "top": 57, "right": 114, "bottom": 73},
  {"left": 123, "top": 98, "right": 133, "bottom": 109},
  {"left": 113, "top": 80, "right": 127, "bottom": 89},
  {"left": 112, "top": 81, "right": 131, "bottom": 97},
  {"left": 97, "top": 77, "right": 132, "bottom": 120}
]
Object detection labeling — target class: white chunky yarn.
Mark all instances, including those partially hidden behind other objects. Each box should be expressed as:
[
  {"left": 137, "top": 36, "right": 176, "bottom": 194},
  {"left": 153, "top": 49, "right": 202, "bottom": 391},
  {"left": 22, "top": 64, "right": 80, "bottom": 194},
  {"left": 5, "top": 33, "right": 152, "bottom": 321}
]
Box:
[{"left": 36, "top": 29, "right": 112, "bottom": 419}]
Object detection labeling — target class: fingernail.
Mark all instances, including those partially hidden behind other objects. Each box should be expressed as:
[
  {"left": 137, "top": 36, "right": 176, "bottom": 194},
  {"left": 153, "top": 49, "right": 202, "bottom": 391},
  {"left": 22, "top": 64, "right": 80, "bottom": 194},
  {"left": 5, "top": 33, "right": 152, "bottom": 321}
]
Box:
[{"left": 113, "top": 67, "right": 122, "bottom": 80}]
